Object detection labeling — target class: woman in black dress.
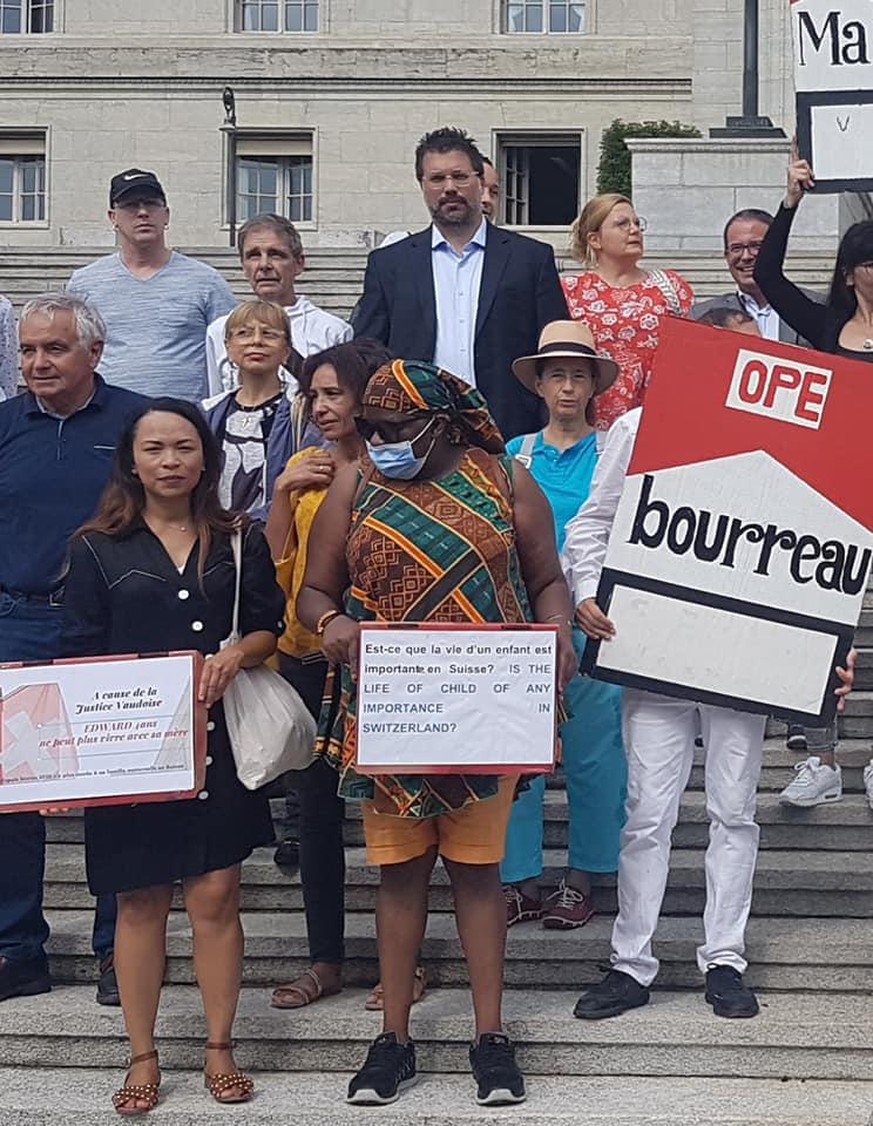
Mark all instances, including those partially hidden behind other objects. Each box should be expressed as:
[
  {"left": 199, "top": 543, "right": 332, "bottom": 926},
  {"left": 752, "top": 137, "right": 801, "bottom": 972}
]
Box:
[{"left": 62, "top": 399, "right": 285, "bottom": 1114}]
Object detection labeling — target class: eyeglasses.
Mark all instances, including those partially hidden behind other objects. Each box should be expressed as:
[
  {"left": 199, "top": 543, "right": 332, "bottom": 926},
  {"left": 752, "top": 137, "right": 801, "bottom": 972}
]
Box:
[
  {"left": 726, "top": 240, "right": 764, "bottom": 258},
  {"left": 355, "top": 414, "right": 431, "bottom": 443},
  {"left": 609, "top": 216, "right": 647, "bottom": 233},
  {"left": 227, "top": 326, "right": 288, "bottom": 344},
  {"left": 424, "top": 172, "right": 474, "bottom": 188}
]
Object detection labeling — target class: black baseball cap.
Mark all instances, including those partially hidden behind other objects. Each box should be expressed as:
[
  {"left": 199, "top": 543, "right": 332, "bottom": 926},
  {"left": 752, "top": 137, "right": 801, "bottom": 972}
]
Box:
[{"left": 109, "top": 168, "right": 167, "bottom": 206}]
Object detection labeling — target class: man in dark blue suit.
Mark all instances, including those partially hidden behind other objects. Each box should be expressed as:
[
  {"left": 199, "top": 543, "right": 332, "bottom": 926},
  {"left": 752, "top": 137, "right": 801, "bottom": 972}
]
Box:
[{"left": 353, "top": 127, "right": 569, "bottom": 439}]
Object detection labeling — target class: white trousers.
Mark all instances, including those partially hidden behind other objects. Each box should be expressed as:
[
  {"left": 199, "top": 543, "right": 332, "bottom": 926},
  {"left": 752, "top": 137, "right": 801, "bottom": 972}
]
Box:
[{"left": 611, "top": 689, "right": 766, "bottom": 986}]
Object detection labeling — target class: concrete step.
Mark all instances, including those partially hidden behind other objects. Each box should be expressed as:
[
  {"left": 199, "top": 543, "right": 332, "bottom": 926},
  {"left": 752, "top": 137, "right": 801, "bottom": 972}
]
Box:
[
  {"left": 3, "top": 1070, "right": 873, "bottom": 1126},
  {"left": 39, "top": 790, "right": 873, "bottom": 861},
  {"left": 4, "top": 985, "right": 873, "bottom": 1082},
  {"left": 41, "top": 910, "right": 873, "bottom": 990},
  {"left": 1, "top": 1070, "right": 872, "bottom": 1126}
]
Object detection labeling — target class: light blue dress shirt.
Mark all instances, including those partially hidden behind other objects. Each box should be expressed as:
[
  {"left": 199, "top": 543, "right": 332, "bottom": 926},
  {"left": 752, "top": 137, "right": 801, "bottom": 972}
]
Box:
[
  {"left": 738, "top": 292, "right": 779, "bottom": 341},
  {"left": 431, "top": 218, "right": 487, "bottom": 386}
]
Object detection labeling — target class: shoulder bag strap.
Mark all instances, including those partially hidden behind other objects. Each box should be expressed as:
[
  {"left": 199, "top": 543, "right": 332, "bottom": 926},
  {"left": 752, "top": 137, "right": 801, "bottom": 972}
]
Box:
[
  {"left": 231, "top": 527, "right": 243, "bottom": 641},
  {"left": 648, "top": 268, "right": 682, "bottom": 316},
  {"left": 513, "top": 431, "right": 539, "bottom": 468}
]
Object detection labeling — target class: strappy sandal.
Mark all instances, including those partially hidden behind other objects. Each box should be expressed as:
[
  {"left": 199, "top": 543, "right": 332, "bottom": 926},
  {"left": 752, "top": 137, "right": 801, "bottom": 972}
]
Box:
[
  {"left": 112, "top": 1049, "right": 161, "bottom": 1116},
  {"left": 270, "top": 966, "right": 342, "bottom": 1009},
  {"left": 364, "top": 965, "right": 427, "bottom": 1012},
  {"left": 203, "top": 1041, "right": 254, "bottom": 1104}
]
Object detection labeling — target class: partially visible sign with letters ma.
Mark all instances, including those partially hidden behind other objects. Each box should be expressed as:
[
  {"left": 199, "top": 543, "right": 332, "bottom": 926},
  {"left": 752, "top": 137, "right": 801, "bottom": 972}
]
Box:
[
  {"left": 792, "top": 0, "right": 873, "bottom": 190},
  {"left": 0, "top": 652, "right": 207, "bottom": 813}
]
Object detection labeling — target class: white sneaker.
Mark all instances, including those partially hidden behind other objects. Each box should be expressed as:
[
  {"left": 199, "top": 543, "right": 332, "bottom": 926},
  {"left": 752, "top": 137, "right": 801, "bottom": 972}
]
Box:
[
  {"left": 863, "top": 760, "right": 873, "bottom": 810},
  {"left": 779, "top": 756, "right": 842, "bottom": 807}
]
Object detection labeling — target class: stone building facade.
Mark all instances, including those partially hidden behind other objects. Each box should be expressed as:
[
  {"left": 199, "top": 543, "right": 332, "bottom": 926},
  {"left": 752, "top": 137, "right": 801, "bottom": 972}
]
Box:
[{"left": 0, "top": 0, "right": 799, "bottom": 250}]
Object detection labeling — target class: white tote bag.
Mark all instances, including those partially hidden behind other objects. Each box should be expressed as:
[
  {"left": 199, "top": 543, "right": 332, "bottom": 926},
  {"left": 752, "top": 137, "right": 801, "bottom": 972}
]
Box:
[{"left": 221, "top": 529, "right": 317, "bottom": 790}]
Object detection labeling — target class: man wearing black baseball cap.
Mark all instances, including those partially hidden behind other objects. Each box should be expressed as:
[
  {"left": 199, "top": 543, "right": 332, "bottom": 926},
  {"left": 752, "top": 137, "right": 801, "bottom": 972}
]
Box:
[{"left": 67, "top": 167, "right": 235, "bottom": 402}]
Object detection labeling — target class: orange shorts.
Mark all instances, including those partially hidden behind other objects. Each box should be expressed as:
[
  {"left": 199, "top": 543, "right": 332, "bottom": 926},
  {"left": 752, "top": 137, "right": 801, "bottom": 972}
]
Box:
[{"left": 361, "top": 777, "right": 517, "bottom": 866}]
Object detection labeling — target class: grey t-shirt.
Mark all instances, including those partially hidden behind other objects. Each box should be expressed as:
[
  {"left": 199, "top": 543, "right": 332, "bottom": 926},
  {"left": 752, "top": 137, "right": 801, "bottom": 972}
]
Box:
[{"left": 67, "top": 251, "right": 236, "bottom": 401}]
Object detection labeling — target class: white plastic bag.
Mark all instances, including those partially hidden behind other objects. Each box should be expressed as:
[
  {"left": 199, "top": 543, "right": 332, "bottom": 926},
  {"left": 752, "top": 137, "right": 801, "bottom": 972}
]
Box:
[
  {"left": 221, "top": 529, "right": 317, "bottom": 790},
  {"left": 223, "top": 663, "right": 317, "bottom": 790}
]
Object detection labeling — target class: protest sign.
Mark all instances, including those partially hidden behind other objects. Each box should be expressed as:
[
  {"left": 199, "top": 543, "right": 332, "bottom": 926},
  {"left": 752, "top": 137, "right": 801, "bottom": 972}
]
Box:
[
  {"left": 792, "top": 0, "right": 873, "bottom": 190},
  {"left": 356, "top": 624, "right": 557, "bottom": 774},
  {"left": 0, "top": 651, "right": 207, "bottom": 812},
  {"left": 583, "top": 317, "right": 873, "bottom": 723}
]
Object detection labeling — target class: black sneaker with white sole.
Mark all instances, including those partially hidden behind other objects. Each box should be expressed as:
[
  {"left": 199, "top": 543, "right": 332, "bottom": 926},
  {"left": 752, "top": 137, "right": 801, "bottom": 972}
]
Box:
[
  {"left": 469, "top": 1032, "right": 526, "bottom": 1106},
  {"left": 786, "top": 724, "right": 808, "bottom": 752},
  {"left": 347, "top": 1032, "right": 417, "bottom": 1105}
]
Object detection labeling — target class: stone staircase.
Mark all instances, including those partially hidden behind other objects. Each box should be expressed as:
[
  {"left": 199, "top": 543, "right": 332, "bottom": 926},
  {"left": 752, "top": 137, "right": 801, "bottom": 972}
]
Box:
[{"left": 0, "top": 244, "right": 837, "bottom": 323}]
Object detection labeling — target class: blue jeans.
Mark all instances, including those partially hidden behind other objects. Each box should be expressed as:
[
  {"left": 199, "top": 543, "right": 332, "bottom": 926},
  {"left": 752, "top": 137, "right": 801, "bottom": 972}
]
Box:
[
  {"left": 501, "top": 633, "right": 628, "bottom": 883},
  {"left": 0, "top": 593, "right": 116, "bottom": 964}
]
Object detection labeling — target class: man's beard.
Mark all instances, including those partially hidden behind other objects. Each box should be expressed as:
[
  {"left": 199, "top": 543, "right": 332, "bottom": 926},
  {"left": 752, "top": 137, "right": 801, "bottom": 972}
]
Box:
[{"left": 431, "top": 199, "right": 473, "bottom": 227}]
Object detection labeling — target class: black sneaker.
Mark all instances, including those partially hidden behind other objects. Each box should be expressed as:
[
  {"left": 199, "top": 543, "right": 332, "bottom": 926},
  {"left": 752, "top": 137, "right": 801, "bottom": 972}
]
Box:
[
  {"left": 469, "top": 1032, "right": 526, "bottom": 1106},
  {"left": 704, "top": 965, "right": 759, "bottom": 1018},
  {"left": 573, "top": 969, "right": 650, "bottom": 1020},
  {"left": 96, "top": 953, "right": 120, "bottom": 1007},
  {"left": 786, "top": 725, "right": 808, "bottom": 753},
  {"left": 0, "top": 955, "right": 50, "bottom": 1003},
  {"left": 347, "top": 1032, "right": 417, "bottom": 1105}
]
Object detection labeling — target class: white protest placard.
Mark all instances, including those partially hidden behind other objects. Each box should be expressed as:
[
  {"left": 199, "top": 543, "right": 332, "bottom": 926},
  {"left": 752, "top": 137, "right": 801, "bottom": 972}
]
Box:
[
  {"left": 0, "top": 652, "right": 207, "bottom": 812},
  {"left": 356, "top": 625, "right": 557, "bottom": 774},
  {"left": 792, "top": 0, "right": 873, "bottom": 190}
]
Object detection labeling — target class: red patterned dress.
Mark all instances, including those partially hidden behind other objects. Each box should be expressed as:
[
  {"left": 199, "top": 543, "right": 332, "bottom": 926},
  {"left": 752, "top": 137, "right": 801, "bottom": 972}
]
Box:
[{"left": 561, "top": 270, "right": 693, "bottom": 430}]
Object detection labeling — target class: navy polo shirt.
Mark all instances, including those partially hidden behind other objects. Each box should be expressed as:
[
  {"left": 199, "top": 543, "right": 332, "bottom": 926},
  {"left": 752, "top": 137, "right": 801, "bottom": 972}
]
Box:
[{"left": 0, "top": 375, "right": 147, "bottom": 595}]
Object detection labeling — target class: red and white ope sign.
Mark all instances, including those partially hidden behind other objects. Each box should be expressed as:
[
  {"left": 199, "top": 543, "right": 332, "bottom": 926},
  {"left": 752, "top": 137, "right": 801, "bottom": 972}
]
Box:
[{"left": 586, "top": 317, "right": 873, "bottom": 723}]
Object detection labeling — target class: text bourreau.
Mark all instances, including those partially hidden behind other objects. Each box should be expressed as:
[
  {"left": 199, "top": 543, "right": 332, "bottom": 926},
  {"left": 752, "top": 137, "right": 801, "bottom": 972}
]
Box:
[{"left": 628, "top": 474, "right": 870, "bottom": 595}]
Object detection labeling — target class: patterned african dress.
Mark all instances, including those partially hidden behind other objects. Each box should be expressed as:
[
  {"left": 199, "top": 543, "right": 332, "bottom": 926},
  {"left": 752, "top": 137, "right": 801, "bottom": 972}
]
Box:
[{"left": 316, "top": 446, "right": 533, "bottom": 819}]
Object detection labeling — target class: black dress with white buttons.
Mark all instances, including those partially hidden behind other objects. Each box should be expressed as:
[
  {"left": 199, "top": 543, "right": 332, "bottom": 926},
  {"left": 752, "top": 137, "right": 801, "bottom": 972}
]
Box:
[{"left": 61, "top": 522, "right": 286, "bottom": 895}]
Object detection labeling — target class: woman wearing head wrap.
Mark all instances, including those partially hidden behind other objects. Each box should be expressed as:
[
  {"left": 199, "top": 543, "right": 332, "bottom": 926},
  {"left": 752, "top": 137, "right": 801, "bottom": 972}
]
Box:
[{"left": 297, "top": 360, "right": 576, "bottom": 1109}]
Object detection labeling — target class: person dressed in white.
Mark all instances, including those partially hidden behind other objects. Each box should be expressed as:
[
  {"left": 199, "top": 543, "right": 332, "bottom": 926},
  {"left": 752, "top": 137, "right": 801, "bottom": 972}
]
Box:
[
  {"left": 563, "top": 404, "right": 857, "bottom": 1021},
  {"left": 206, "top": 213, "right": 351, "bottom": 396},
  {"left": 564, "top": 407, "right": 765, "bottom": 1018}
]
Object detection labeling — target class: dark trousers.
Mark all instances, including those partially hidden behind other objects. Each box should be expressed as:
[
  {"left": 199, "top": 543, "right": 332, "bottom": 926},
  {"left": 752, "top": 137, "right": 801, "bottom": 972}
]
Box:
[
  {"left": 278, "top": 653, "right": 345, "bottom": 965},
  {"left": 0, "top": 593, "right": 117, "bottom": 965}
]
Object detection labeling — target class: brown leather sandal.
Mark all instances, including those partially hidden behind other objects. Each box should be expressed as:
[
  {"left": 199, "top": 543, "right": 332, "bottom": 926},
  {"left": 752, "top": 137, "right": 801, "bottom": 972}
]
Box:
[
  {"left": 203, "top": 1041, "right": 254, "bottom": 1104},
  {"left": 112, "top": 1049, "right": 161, "bottom": 1116},
  {"left": 270, "top": 966, "right": 342, "bottom": 1010},
  {"left": 364, "top": 965, "right": 428, "bottom": 1012}
]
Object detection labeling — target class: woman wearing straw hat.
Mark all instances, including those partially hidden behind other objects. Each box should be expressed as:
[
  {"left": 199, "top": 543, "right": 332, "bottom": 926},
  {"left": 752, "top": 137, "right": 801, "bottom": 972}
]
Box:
[{"left": 501, "top": 321, "right": 627, "bottom": 929}]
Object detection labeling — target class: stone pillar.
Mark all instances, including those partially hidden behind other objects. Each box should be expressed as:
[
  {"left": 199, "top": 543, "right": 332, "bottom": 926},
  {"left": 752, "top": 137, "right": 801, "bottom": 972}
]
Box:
[{"left": 626, "top": 137, "right": 840, "bottom": 253}]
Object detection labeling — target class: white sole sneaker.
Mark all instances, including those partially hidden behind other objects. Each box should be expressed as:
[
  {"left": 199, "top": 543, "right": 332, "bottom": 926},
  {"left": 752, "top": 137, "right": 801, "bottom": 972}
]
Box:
[
  {"left": 347, "top": 1075, "right": 418, "bottom": 1106},
  {"left": 779, "top": 788, "right": 842, "bottom": 808}
]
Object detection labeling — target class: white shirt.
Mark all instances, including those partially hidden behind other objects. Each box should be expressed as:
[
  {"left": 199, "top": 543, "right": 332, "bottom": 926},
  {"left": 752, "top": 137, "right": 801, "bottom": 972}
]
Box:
[
  {"left": 738, "top": 292, "right": 779, "bottom": 341},
  {"left": 431, "top": 218, "right": 487, "bottom": 386},
  {"left": 205, "top": 295, "right": 352, "bottom": 396},
  {"left": 561, "top": 407, "right": 641, "bottom": 605}
]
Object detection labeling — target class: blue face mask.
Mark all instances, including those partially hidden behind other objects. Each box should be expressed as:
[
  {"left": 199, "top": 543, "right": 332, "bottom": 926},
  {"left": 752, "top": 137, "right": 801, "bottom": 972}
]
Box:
[{"left": 366, "top": 417, "right": 437, "bottom": 480}]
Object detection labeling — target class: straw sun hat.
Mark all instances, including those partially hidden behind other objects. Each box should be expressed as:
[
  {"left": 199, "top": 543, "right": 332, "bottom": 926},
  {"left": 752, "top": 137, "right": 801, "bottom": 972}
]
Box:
[{"left": 512, "top": 321, "right": 619, "bottom": 396}]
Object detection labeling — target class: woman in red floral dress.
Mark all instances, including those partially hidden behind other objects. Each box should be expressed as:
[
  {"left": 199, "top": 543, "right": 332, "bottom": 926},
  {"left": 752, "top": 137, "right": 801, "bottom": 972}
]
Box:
[{"left": 561, "top": 193, "right": 693, "bottom": 430}]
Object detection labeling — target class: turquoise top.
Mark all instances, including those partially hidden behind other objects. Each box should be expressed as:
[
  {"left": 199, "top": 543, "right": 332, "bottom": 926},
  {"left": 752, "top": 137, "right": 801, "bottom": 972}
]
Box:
[{"left": 506, "top": 430, "right": 598, "bottom": 552}]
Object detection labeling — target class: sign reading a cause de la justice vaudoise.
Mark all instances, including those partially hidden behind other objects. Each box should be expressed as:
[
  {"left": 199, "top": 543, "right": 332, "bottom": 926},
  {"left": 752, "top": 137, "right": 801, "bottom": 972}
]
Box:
[
  {"left": 583, "top": 317, "right": 873, "bottom": 724},
  {"left": 792, "top": 0, "right": 873, "bottom": 191}
]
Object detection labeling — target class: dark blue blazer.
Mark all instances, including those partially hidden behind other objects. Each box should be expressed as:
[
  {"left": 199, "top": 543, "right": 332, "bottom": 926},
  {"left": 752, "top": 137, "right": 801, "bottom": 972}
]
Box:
[{"left": 352, "top": 224, "right": 569, "bottom": 440}]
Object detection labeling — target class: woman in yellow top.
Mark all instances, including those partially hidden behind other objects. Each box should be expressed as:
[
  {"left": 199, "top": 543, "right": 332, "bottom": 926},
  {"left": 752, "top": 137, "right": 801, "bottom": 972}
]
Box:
[{"left": 265, "top": 339, "right": 396, "bottom": 1010}]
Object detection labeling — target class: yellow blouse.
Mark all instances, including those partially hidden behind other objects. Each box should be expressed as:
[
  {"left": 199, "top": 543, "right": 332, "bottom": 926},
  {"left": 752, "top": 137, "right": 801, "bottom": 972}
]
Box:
[{"left": 274, "top": 450, "right": 330, "bottom": 659}]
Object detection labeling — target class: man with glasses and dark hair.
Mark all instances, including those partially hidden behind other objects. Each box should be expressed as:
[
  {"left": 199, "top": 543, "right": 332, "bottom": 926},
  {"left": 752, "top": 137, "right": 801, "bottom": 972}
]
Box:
[
  {"left": 67, "top": 169, "right": 236, "bottom": 402},
  {"left": 353, "top": 126, "right": 568, "bottom": 439},
  {"left": 692, "top": 208, "right": 820, "bottom": 344}
]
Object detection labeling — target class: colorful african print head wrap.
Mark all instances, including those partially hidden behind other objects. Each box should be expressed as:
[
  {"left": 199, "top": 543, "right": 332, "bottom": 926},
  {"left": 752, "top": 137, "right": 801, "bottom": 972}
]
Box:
[{"left": 362, "top": 360, "right": 505, "bottom": 454}]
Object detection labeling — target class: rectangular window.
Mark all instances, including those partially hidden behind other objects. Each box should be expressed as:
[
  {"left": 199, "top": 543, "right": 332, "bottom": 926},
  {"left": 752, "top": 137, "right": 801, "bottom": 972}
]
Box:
[
  {"left": 237, "top": 0, "right": 317, "bottom": 31},
  {"left": 232, "top": 135, "right": 314, "bottom": 224},
  {"left": 0, "top": 137, "right": 46, "bottom": 223},
  {"left": 499, "top": 134, "right": 581, "bottom": 226},
  {"left": 0, "top": 0, "right": 54, "bottom": 33},
  {"left": 503, "top": 0, "right": 584, "bottom": 33}
]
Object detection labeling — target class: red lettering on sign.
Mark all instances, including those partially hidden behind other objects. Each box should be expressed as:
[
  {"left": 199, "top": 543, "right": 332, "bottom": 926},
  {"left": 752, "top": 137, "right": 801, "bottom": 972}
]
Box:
[
  {"left": 763, "top": 364, "right": 802, "bottom": 409},
  {"left": 796, "top": 371, "right": 829, "bottom": 423},
  {"left": 738, "top": 359, "right": 768, "bottom": 403}
]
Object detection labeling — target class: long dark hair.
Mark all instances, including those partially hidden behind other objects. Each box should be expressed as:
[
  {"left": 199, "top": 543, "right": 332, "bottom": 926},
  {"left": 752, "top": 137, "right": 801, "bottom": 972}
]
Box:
[
  {"left": 77, "top": 398, "right": 240, "bottom": 577},
  {"left": 829, "top": 220, "right": 873, "bottom": 321}
]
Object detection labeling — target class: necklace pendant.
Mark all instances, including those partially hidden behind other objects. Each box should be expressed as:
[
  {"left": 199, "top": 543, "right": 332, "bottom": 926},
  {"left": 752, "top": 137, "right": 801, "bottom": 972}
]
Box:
[{"left": 864, "top": 339, "right": 873, "bottom": 351}]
